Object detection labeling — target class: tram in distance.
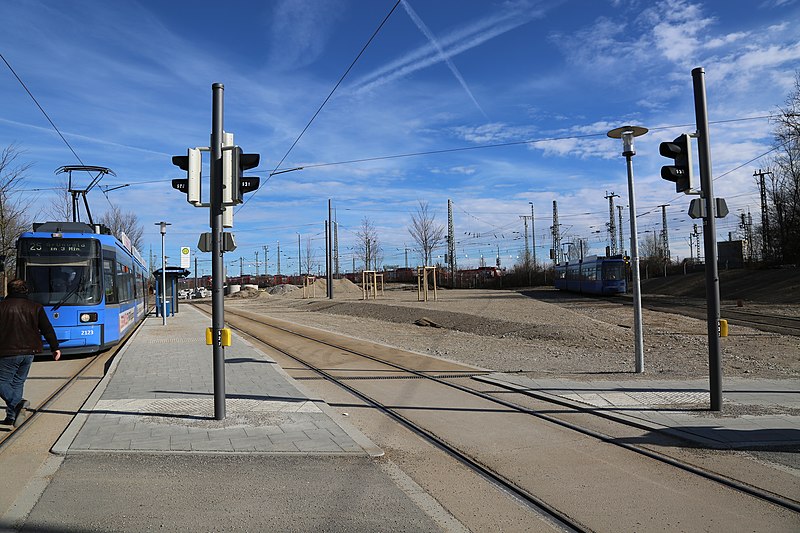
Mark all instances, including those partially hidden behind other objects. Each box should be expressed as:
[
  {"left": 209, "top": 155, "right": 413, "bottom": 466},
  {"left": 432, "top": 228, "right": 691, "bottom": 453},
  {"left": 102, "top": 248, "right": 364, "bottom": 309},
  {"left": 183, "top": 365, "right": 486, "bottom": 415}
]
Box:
[
  {"left": 15, "top": 221, "right": 151, "bottom": 355},
  {"left": 554, "top": 255, "right": 628, "bottom": 295}
]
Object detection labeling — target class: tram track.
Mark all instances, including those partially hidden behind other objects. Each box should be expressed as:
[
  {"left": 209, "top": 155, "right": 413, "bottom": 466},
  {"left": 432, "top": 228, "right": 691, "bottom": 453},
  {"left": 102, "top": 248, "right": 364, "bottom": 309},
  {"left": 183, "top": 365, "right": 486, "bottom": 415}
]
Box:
[
  {"left": 577, "top": 292, "right": 800, "bottom": 336},
  {"left": 0, "top": 329, "right": 132, "bottom": 452},
  {"left": 641, "top": 297, "right": 800, "bottom": 336},
  {"left": 203, "top": 304, "right": 800, "bottom": 530}
]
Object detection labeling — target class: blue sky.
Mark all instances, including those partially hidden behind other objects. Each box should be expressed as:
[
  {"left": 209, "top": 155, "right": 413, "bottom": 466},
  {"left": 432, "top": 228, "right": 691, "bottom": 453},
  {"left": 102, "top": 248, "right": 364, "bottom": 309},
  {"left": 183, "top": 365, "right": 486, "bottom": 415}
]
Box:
[{"left": 2, "top": 0, "right": 799, "bottom": 276}]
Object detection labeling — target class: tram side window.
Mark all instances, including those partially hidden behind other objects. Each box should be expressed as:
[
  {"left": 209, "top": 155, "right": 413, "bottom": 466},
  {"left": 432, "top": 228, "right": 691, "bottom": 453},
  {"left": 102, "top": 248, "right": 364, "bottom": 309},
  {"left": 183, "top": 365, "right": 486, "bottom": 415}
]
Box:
[
  {"left": 603, "top": 263, "right": 624, "bottom": 281},
  {"left": 135, "top": 271, "right": 144, "bottom": 300},
  {"left": 567, "top": 265, "right": 579, "bottom": 280},
  {"left": 104, "top": 260, "right": 118, "bottom": 304},
  {"left": 584, "top": 264, "right": 597, "bottom": 281},
  {"left": 116, "top": 261, "right": 134, "bottom": 303}
]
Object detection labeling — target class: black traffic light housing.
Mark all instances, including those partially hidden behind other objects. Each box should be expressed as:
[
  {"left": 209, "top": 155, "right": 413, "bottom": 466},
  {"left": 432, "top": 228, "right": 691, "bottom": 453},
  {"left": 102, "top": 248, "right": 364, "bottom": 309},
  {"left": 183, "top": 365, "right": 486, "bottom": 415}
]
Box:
[
  {"left": 171, "top": 148, "right": 201, "bottom": 205},
  {"left": 659, "top": 133, "right": 695, "bottom": 193},
  {"left": 231, "top": 148, "right": 260, "bottom": 203}
]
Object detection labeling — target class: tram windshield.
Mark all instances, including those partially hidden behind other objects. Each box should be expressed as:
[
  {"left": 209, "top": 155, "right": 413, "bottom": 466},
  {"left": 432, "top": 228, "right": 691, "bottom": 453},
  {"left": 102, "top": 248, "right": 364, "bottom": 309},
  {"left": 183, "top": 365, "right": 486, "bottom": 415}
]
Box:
[
  {"left": 17, "top": 238, "right": 103, "bottom": 306},
  {"left": 602, "top": 262, "right": 625, "bottom": 281}
]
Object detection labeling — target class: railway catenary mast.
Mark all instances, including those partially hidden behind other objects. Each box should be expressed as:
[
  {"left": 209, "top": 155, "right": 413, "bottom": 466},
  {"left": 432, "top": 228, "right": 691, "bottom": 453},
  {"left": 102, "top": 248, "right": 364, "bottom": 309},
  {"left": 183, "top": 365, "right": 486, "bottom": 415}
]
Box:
[
  {"left": 617, "top": 205, "right": 625, "bottom": 256},
  {"left": 447, "top": 199, "right": 456, "bottom": 287},
  {"left": 605, "top": 192, "right": 619, "bottom": 255},
  {"left": 530, "top": 202, "right": 536, "bottom": 267},
  {"left": 755, "top": 169, "right": 772, "bottom": 261},
  {"left": 334, "top": 217, "right": 340, "bottom": 277},
  {"left": 520, "top": 215, "right": 530, "bottom": 268},
  {"left": 693, "top": 224, "right": 701, "bottom": 261},
  {"left": 659, "top": 204, "right": 670, "bottom": 261},
  {"left": 551, "top": 200, "right": 561, "bottom": 265}
]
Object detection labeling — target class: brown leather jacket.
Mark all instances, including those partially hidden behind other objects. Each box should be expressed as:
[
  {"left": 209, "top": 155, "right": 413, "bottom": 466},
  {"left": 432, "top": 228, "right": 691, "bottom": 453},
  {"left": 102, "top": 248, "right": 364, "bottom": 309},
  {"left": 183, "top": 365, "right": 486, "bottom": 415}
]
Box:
[{"left": 0, "top": 295, "right": 59, "bottom": 356}]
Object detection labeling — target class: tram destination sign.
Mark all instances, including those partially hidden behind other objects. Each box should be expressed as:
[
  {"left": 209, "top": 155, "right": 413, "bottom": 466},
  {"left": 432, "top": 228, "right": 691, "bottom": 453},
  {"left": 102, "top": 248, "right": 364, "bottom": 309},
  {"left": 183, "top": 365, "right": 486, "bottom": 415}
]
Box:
[{"left": 21, "top": 238, "right": 94, "bottom": 257}]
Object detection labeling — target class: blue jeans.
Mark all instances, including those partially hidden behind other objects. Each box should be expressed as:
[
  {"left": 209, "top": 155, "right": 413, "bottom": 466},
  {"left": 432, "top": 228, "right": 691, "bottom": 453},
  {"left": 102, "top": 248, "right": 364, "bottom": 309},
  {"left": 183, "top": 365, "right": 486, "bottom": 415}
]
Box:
[{"left": 0, "top": 355, "right": 34, "bottom": 421}]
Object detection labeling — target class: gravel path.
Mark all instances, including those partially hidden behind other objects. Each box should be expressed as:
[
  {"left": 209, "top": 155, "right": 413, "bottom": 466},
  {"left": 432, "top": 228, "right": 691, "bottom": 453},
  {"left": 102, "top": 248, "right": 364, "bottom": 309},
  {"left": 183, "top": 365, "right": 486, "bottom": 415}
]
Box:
[{"left": 224, "top": 282, "right": 799, "bottom": 381}]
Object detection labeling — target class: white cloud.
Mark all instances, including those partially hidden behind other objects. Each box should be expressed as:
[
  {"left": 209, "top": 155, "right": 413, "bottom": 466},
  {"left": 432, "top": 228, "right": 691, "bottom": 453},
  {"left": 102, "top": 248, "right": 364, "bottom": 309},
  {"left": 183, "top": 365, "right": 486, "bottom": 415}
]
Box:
[
  {"left": 350, "top": 1, "right": 549, "bottom": 94},
  {"left": 705, "top": 31, "right": 749, "bottom": 49},
  {"left": 267, "top": 0, "right": 345, "bottom": 71}
]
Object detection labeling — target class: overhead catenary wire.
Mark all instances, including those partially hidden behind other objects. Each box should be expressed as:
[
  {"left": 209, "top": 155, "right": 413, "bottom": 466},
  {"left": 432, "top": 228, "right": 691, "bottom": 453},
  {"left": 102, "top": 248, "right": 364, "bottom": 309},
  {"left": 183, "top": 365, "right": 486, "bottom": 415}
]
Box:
[
  {"left": 263, "top": 115, "right": 779, "bottom": 175},
  {"left": 238, "top": 0, "right": 403, "bottom": 212},
  {"left": 1, "top": 53, "right": 85, "bottom": 167}
]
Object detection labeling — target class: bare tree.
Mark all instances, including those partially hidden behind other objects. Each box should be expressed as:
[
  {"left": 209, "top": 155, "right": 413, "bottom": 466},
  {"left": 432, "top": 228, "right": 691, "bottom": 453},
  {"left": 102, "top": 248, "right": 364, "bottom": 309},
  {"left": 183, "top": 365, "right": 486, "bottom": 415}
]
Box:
[
  {"left": 98, "top": 204, "right": 144, "bottom": 250},
  {"left": 408, "top": 200, "right": 445, "bottom": 266},
  {"left": 355, "top": 217, "right": 381, "bottom": 271},
  {"left": 46, "top": 175, "right": 73, "bottom": 221},
  {"left": 0, "top": 144, "right": 35, "bottom": 295},
  {"left": 766, "top": 72, "right": 800, "bottom": 263},
  {"left": 302, "top": 235, "right": 317, "bottom": 277},
  {"left": 564, "top": 238, "right": 590, "bottom": 262}
]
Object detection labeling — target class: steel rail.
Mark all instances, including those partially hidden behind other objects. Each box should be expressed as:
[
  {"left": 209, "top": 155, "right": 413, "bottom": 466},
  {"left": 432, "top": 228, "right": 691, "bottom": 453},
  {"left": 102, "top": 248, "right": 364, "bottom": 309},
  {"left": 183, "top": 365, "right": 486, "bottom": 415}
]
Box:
[
  {"left": 218, "top": 305, "right": 800, "bottom": 516},
  {"left": 217, "top": 308, "right": 587, "bottom": 533},
  {"left": 0, "top": 324, "right": 140, "bottom": 451}
]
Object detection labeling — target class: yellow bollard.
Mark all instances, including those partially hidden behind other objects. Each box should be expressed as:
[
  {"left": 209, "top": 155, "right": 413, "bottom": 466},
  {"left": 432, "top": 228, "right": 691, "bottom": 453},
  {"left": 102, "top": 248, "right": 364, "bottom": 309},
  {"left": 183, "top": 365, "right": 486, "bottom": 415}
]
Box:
[{"left": 719, "top": 319, "right": 728, "bottom": 337}]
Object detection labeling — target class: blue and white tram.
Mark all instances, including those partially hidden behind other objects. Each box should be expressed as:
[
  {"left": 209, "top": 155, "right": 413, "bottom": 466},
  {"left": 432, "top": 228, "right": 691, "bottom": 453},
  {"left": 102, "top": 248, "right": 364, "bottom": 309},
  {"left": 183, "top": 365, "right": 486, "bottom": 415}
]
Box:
[
  {"left": 15, "top": 221, "right": 151, "bottom": 355},
  {"left": 554, "top": 255, "right": 627, "bottom": 295}
]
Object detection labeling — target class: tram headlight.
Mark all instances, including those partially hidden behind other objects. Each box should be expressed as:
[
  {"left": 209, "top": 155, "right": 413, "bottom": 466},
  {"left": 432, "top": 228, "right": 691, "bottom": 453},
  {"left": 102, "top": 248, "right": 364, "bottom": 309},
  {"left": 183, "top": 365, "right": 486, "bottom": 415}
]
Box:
[{"left": 80, "top": 312, "right": 98, "bottom": 323}]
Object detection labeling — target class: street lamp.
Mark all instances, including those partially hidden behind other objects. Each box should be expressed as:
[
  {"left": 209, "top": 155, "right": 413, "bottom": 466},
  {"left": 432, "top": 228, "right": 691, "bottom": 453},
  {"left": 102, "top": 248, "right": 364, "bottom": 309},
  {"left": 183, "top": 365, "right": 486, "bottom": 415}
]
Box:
[
  {"left": 155, "top": 221, "right": 171, "bottom": 326},
  {"left": 607, "top": 125, "right": 647, "bottom": 373}
]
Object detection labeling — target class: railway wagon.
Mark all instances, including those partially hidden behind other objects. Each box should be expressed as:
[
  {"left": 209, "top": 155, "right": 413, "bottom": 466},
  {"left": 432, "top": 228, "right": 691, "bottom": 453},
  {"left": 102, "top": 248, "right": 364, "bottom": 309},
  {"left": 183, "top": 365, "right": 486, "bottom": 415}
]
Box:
[
  {"left": 15, "top": 221, "right": 150, "bottom": 355},
  {"left": 554, "top": 255, "right": 627, "bottom": 295}
]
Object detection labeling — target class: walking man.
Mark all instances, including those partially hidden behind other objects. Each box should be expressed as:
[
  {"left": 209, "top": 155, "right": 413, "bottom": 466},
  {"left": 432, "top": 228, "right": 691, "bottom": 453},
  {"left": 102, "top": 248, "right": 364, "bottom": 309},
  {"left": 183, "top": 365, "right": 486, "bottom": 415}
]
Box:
[{"left": 0, "top": 279, "right": 61, "bottom": 427}]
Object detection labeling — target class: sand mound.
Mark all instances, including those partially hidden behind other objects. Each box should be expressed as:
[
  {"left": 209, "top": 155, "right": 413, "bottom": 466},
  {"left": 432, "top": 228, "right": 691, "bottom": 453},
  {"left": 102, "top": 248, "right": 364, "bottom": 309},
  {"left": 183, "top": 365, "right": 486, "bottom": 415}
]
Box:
[
  {"left": 285, "top": 277, "right": 367, "bottom": 299},
  {"left": 229, "top": 287, "right": 259, "bottom": 298},
  {"left": 268, "top": 284, "right": 298, "bottom": 296}
]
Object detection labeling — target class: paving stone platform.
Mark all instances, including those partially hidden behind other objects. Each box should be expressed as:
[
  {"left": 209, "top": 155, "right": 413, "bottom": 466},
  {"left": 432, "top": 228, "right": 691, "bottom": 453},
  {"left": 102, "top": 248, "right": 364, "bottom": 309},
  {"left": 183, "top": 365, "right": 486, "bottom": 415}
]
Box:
[
  {"left": 54, "top": 306, "right": 381, "bottom": 456},
  {"left": 480, "top": 374, "right": 800, "bottom": 449}
]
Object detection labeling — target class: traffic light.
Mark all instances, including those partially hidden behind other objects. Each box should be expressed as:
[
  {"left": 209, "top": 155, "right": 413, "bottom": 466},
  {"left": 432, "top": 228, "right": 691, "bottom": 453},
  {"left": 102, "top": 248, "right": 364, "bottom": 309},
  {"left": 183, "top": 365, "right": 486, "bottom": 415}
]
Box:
[
  {"left": 659, "top": 133, "right": 695, "bottom": 193},
  {"left": 230, "top": 147, "right": 260, "bottom": 204},
  {"left": 171, "top": 148, "right": 201, "bottom": 205}
]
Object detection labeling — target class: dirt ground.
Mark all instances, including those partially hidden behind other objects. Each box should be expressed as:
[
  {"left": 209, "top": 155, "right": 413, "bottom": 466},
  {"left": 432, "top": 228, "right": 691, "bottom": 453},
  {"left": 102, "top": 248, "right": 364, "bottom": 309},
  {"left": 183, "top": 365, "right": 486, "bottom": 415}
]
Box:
[{"left": 224, "top": 274, "right": 799, "bottom": 382}]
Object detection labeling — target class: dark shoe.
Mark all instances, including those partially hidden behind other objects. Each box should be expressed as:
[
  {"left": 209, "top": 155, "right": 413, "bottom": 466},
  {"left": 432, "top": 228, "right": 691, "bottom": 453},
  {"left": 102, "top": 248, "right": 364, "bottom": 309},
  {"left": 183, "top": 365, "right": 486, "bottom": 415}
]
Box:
[
  {"left": 1, "top": 417, "right": 14, "bottom": 426},
  {"left": 13, "top": 399, "right": 30, "bottom": 427}
]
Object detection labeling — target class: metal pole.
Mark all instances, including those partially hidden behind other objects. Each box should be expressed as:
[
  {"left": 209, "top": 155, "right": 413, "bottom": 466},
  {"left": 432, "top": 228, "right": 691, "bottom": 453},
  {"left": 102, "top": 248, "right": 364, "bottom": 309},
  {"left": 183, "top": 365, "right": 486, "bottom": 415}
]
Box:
[
  {"left": 327, "top": 199, "right": 333, "bottom": 299},
  {"left": 210, "top": 83, "right": 226, "bottom": 420},
  {"left": 155, "top": 221, "right": 170, "bottom": 325},
  {"left": 608, "top": 126, "right": 646, "bottom": 374},
  {"left": 625, "top": 154, "right": 645, "bottom": 373},
  {"left": 161, "top": 229, "right": 167, "bottom": 325},
  {"left": 693, "top": 67, "right": 723, "bottom": 411},
  {"left": 530, "top": 203, "right": 536, "bottom": 268}
]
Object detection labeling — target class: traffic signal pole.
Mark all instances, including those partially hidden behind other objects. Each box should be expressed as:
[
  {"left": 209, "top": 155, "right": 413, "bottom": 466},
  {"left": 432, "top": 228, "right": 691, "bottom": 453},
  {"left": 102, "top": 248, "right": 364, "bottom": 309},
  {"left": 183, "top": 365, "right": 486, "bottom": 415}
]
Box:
[
  {"left": 692, "top": 67, "right": 723, "bottom": 411},
  {"left": 211, "top": 83, "right": 226, "bottom": 420}
]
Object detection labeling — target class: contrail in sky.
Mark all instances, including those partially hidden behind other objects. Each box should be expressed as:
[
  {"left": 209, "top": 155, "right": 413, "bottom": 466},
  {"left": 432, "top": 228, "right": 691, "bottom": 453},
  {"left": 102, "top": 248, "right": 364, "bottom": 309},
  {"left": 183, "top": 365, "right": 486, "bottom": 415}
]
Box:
[{"left": 401, "top": 0, "right": 488, "bottom": 119}]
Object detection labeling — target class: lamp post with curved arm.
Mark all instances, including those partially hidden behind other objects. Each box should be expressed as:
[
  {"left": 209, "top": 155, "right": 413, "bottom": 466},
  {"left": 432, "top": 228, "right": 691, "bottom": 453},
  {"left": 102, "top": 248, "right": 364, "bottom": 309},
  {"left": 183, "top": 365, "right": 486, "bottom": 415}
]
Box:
[{"left": 608, "top": 125, "right": 647, "bottom": 374}]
